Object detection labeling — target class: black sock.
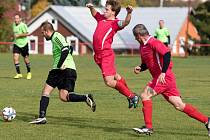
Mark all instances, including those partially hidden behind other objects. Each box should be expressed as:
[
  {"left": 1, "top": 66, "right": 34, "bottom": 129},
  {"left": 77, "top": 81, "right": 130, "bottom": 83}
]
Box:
[
  {"left": 39, "top": 96, "right": 49, "bottom": 118},
  {"left": 15, "top": 63, "right": 20, "bottom": 74},
  {"left": 26, "top": 63, "right": 31, "bottom": 73},
  {"left": 67, "top": 93, "right": 87, "bottom": 102}
]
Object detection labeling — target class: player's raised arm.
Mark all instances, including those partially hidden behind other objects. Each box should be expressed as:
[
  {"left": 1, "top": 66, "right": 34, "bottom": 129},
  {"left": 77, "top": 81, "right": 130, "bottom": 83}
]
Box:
[
  {"left": 120, "top": 5, "right": 133, "bottom": 28},
  {"left": 86, "top": 3, "right": 97, "bottom": 17}
]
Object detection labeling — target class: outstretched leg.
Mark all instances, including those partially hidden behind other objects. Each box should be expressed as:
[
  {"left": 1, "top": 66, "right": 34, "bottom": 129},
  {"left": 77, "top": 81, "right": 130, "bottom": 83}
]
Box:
[
  {"left": 13, "top": 53, "right": 22, "bottom": 79},
  {"left": 168, "top": 96, "right": 209, "bottom": 136},
  {"left": 24, "top": 56, "right": 32, "bottom": 79},
  {"left": 59, "top": 89, "right": 96, "bottom": 112},
  {"left": 104, "top": 74, "right": 139, "bottom": 109},
  {"left": 133, "top": 86, "right": 156, "bottom": 135},
  {"left": 29, "top": 84, "right": 54, "bottom": 124}
]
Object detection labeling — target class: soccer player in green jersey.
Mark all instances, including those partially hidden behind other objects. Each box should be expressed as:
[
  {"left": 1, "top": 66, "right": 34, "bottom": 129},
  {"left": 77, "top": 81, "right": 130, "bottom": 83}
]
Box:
[
  {"left": 29, "top": 21, "right": 96, "bottom": 124},
  {"left": 154, "top": 20, "right": 170, "bottom": 47},
  {"left": 12, "top": 13, "right": 32, "bottom": 79}
]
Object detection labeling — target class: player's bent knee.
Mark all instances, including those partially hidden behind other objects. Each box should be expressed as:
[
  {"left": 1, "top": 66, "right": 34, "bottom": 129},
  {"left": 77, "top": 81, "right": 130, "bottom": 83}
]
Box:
[
  {"left": 59, "top": 92, "right": 68, "bottom": 102},
  {"left": 105, "top": 80, "right": 115, "bottom": 88},
  {"left": 140, "top": 92, "right": 150, "bottom": 100},
  {"left": 59, "top": 95, "right": 67, "bottom": 102}
]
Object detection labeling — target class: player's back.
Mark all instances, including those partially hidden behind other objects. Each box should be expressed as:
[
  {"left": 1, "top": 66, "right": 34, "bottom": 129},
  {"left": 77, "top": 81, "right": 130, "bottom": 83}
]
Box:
[{"left": 140, "top": 36, "right": 172, "bottom": 78}]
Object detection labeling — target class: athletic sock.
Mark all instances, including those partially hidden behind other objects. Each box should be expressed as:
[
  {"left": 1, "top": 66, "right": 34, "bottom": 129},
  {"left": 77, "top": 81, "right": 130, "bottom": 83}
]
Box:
[
  {"left": 26, "top": 62, "right": 31, "bottom": 73},
  {"left": 183, "top": 104, "right": 208, "bottom": 123},
  {"left": 115, "top": 80, "right": 135, "bottom": 98},
  {"left": 39, "top": 96, "right": 49, "bottom": 118},
  {"left": 67, "top": 93, "right": 86, "bottom": 102},
  {"left": 119, "top": 77, "right": 128, "bottom": 88},
  {"left": 142, "top": 100, "right": 153, "bottom": 129},
  {"left": 15, "top": 63, "right": 20, "bottom": 74}
]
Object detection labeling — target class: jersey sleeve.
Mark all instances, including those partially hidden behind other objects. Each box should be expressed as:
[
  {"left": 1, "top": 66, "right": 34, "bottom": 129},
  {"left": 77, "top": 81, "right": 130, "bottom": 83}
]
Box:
[
  {"left": 151, "top": 40, "right": 170, "bottom": 55},
  {"left": 94, "top": 12, "right": 105, "bottom": 22}
]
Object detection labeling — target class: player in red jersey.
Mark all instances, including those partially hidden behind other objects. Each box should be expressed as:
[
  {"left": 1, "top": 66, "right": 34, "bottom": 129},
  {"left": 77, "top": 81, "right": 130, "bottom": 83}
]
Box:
[
  {"left": 86, "top": 0, "right": 139, "bottom": 109},
  {"left": 132, "top": 24, "right": 210, "bottom": 136}
]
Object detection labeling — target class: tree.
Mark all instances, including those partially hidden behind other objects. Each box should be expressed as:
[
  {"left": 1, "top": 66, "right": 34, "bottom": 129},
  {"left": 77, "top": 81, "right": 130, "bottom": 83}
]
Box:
[
  {"left": 0, "top": 0, "right": 16, "bottom": 52},
  {"left": 31, "top": 0, "right": 49, "bottom": 17},
  {"left": 119, "top": 0, "right": 137, "bottom": 7},
  {"left": 190, "top": 1, "right": 210, "bottom": 55},
  {"left": 51, "top": 0, "right": 100, "bottom": 6}
]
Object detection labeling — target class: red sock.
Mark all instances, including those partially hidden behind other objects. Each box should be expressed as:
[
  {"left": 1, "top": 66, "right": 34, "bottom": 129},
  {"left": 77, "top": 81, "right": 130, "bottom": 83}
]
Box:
[
  {"left": 115, "top": 80, "right": 134, "bottom": 98},
  {"left": 142, "top": 100, "right": 153, "bottom": 129},
  {"left": 119, "top": 77, "right": 128, "bottom": 88},
  {"left": 183, "top": 104, "right": 208, "bottom": 123}
]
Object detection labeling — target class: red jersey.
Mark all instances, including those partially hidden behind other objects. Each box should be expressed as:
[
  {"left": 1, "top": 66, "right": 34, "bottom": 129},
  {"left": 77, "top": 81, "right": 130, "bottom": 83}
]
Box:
[
  {"left": 93, "top": 12, "right": 122, "bottom": 53},
  {"left": 140, "top": 36, "right": 173, "bottom": 79}
]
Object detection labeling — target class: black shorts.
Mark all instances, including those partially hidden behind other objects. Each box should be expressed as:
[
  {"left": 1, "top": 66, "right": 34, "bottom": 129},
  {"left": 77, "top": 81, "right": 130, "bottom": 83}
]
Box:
[
  {"left": 46, "top": 68, "right": 77, "bottom": 92},
  {"left": 13, "top": 44, "right": 29, "bottom": 57}
]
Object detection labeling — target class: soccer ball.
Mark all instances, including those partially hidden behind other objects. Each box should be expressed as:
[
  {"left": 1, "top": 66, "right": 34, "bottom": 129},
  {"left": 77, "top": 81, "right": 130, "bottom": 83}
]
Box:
[{"left": 2, "top": 107, "right": 16, "bottom": 121}]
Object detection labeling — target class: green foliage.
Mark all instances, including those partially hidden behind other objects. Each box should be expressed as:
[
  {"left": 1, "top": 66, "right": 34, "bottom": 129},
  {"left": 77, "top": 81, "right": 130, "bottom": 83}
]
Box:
[
  {"left": 190, "top": 1, "right": 210, "bottom": 55},
  {"left": 136, "top": 0, "right": 159, "bottom": 7},
  {"left": 0, "top": 0, "right": 15, "bottom": 52},
  {"left": 119, "top": 0, "right": 137, "bottom": 7},
  {"left": 52, "top": 0, "right": 100, "bottom": 6}
]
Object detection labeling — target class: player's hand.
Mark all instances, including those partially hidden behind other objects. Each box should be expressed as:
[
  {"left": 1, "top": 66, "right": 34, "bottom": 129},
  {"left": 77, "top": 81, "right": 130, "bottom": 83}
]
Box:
[
  {"left": 134, "top": 66, "right": 141, "bottom": 74},
  {"left": 86, "top": 3, "right": 94, "bottom": 9},
  {"left": 158, "top": 73, "right": 166, "bottom": 84},
  {"left": 126, "top": 5, "right": 133, "bottom": 14},
  {"left": 60, "top": 64, "right": 67, "bottom": 70}
]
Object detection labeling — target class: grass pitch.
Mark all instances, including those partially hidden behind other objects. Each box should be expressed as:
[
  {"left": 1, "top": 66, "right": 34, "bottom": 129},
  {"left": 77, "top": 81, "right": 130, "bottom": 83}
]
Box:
[{"left": 0, "top": 53, "right": 210, "bottom": 140}]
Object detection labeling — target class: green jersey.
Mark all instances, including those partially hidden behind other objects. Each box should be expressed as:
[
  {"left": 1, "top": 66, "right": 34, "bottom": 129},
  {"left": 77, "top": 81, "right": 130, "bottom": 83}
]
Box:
[
  {"left": 13, "top": 22, "right": 29, "bottom": 48},
  {"left": 154, "top": 27, "right": 170, "bottom": 43},
  {"left": 51, "top": 32, "right": 76, "bottom": 70}
]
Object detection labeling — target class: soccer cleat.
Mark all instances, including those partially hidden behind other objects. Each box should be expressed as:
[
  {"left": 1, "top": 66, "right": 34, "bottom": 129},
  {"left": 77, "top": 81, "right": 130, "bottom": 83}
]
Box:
[
  {"left": 29, "top": 117, "right": 47, "bottom": 124},
  {"left": 127, "top": 98, "right": 133, "bottom": 109},
  {"left": 132, "top": 126, "right": 154, "bottom": 136},
  {"left": 26, "top": 72, "right": 32, "bottom": 80},
  {"left": 205, "top": 117, "right": 210, "bottom": 136},
  {"left": 128, "top": 95, "right": 139, "bottom": 109},
  {"left": 86, "top": 94, "right": 96, "bottom": 112},
  {"left": 13, "top": 74, "right": 23, "bottom": 79}
]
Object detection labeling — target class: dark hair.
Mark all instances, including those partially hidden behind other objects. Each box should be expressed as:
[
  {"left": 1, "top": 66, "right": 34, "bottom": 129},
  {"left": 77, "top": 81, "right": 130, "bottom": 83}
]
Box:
[
  {"left": 159, "top": 19, "right": 164, "bottom": 22},
  {"left": 40, "top": 21, "right": 54, "bottom": 32},
  {"left": 106, "top": 0, "right": 121, "bottom": 16},
  {"left": 14, "top": 13, "right": 21, "bottom": 18},
  {"left": 132, "top": 24, "right": 149, "bottom": 36}
]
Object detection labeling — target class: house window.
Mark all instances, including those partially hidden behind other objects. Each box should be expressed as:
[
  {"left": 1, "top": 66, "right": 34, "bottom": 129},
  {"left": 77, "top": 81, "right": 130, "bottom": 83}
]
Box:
[
  {"left": 28, "top": 36, "right": 38, "bottom": 54},
  {"left": 67, "top": 36, "right": 79, "bottom": 55}
]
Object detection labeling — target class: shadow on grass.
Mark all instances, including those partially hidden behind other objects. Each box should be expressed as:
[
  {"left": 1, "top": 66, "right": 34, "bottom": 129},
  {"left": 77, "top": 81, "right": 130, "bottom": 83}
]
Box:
[
  {"left": 0, "top": 76, "right": 13, "bottom": 79},
  {"left": 15, "top": 112, "right": 207, "bottom": 137},
  {"left": 16, "top": 111, "right": 140, "bottom": 137},
  {"left": 157, "top": 128, "right": 207, "bottom": 137}
]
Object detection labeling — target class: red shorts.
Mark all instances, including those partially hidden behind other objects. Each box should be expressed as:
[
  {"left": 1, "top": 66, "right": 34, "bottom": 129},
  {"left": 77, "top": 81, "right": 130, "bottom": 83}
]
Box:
[
  {"left": 147, "top": 71, "right": 180, "bottom": 100},
  {"left": 94, "top": 51, "right": 116, "bottom": 77}
]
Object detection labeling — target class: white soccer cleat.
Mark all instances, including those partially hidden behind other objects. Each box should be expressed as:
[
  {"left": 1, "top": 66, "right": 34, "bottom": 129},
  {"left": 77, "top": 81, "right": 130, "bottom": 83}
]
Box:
[
  {"left": 206, "top": 117, "right": 210, "bottom": 136},
  {"left": 132, "top": 126, "right": 153, "bottom": 136},
  {"left": 86, "top": 94, "right": 96, "bottom": 112},
  {"left": 29, "top": 117, "right": 47, "bottom": 124}
]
